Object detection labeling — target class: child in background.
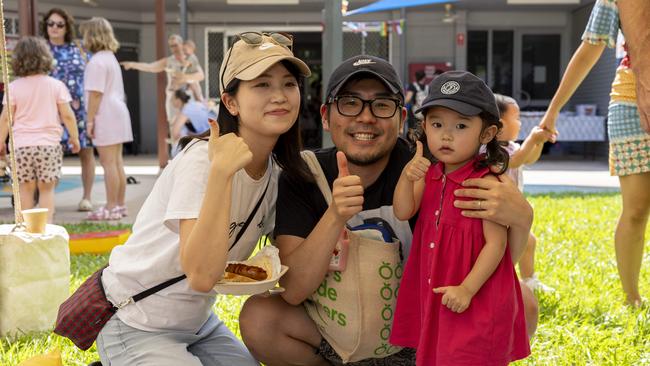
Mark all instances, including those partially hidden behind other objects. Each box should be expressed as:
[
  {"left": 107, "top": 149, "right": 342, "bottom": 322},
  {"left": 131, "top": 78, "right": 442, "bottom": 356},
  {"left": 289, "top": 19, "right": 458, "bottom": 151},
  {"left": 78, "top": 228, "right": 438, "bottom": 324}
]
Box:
[
  {"left": 183, "top": 39, "right": 206, "bottom": 104},
  {"left": 169, "top": 88, "right": 211, "bottom": 155},
  {"left": 390, "top": 71, "right": 529, "bottom": 365},
  {"left": 495, "top": 94, "right": 555, "bottom": 292},
  {"left": 0, "top": 36, "right": 80, "bottom": 222}
]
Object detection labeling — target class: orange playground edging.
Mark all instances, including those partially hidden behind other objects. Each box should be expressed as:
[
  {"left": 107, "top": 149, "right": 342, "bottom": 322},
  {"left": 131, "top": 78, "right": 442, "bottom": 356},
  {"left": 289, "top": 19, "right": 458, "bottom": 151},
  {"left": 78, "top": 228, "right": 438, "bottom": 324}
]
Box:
[{"left": 69, "top": 229, "right": 131, "bottom": 254}]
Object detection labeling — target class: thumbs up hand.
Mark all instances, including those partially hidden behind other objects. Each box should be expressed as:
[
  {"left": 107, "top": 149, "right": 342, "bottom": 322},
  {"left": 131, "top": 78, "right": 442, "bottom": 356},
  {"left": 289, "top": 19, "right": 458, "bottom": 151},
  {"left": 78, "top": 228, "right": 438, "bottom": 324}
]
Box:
[
  {"left": 329, "top": 151, "right": 364, "bottom": 224},
  {"left": 208, "top": 118, "right": 253, "bottom": 176},
  {"left": 405, "top": 141, "right": 431, "bottom": 182}
]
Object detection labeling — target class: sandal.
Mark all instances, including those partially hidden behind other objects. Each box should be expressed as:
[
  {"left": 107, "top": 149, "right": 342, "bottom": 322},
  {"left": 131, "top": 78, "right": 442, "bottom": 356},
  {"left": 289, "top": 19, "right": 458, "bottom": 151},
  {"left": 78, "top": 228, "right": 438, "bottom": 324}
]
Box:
[
  {"left": 86, "top": 206, "right": 123, "bottom": 221},
  {"left": 116, "top": 205, "right": 128, "bottom": 217}
]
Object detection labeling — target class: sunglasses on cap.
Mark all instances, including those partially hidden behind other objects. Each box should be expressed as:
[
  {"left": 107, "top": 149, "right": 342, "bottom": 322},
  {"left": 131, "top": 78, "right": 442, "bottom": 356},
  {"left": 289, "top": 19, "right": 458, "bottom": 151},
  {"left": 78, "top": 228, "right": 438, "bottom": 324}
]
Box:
[
  {"left": 237, "top": 31, "right": 293, "bottom": 51},
  {"left": 220, "top": 32, "right": 294, "bottom": 90},
  {"left": 47, "top": 21, "right": 66, "bottom": 29}
]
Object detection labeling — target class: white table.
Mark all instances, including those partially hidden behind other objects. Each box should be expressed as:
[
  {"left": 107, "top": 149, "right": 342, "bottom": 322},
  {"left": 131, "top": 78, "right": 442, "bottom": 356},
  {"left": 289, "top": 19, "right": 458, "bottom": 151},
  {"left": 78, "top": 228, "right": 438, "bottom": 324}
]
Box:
[{"left": 518, "top": 114, "right": 606, "bottom": 141}]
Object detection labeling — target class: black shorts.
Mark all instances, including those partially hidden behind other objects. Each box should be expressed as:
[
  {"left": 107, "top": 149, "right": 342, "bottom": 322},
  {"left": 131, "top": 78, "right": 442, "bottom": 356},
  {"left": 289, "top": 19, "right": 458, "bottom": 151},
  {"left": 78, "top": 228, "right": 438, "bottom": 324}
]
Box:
[{"left": 316, "top": 338, "right": 416, "bottom": 366}]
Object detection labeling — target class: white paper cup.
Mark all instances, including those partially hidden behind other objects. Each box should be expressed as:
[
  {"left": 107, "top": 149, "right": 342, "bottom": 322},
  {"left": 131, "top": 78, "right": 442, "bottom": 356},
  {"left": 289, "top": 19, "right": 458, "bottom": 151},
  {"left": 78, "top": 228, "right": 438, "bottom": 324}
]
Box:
[{"left": 22, "top": 208, "right": 49, "bottom": 234}]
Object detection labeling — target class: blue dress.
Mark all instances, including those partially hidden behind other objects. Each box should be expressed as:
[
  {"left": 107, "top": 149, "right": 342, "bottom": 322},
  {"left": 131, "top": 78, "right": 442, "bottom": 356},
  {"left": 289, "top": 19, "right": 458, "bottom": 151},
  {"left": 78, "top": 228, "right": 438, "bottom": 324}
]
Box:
[{"left": 49, "top": 41, "right": 92, "bottom": 149}]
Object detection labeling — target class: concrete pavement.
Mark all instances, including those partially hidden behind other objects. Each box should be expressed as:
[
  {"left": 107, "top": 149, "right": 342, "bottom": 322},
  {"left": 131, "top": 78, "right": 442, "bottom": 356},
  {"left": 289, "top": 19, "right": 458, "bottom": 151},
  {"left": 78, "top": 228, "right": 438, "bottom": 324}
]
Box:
[{"left": 0, "top": 155, "right": 619, "bottom": 225}]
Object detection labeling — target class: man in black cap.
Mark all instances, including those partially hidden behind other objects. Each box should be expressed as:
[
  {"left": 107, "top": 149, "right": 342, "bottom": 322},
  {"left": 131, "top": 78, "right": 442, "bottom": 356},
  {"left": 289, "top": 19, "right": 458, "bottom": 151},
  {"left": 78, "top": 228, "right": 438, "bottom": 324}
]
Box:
[{"left": 239, "top": 56, "right": 536, "bottom": 366}]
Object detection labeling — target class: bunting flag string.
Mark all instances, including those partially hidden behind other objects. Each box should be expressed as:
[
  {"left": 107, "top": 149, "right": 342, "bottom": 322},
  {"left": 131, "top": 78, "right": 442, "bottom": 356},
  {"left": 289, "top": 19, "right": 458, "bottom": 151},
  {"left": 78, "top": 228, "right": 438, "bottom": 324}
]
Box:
[{"left": 343, "top": 19, "right": 405, "bottom": 38}]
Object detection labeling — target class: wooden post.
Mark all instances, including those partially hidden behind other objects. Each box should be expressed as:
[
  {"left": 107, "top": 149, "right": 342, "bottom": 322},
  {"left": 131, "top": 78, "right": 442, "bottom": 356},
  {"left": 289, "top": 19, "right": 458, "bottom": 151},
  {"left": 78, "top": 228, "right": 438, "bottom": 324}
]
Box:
[
  {"left": 18, "top": 0, "right": 38, "bottom": 37},
  {"left": 155, "top": 0, "right": 169, "bottom": 168}
]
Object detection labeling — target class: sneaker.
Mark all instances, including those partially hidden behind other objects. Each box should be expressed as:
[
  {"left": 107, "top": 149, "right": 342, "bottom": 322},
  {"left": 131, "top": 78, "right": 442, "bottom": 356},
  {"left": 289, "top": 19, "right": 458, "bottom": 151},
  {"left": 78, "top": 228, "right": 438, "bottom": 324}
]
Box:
[
  {"left": 78, "top": 199, "right": 93, "bottom": 212},
  {"left": 522, "top": 273, "right": 555, "bottom": 292}
]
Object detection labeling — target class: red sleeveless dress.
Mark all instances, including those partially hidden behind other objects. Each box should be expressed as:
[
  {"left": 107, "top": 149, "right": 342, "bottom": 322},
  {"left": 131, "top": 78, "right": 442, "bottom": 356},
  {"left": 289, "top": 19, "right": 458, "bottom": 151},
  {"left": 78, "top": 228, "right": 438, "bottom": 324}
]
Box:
[{"left": 390, "top": 157, "right": 530, "bottom": 365}]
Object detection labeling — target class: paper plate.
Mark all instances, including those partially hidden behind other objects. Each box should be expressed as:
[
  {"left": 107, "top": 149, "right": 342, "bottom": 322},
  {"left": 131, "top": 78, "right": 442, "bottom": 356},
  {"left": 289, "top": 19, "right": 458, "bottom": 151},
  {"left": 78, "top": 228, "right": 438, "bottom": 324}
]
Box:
[{"left": 214, "top": 265, "right": 289, "bottom": 296}]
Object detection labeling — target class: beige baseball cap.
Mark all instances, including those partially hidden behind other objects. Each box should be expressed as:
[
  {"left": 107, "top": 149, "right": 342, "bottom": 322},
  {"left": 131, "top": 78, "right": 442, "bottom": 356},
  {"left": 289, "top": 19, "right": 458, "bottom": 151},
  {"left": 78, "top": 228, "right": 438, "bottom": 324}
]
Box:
[{"left": 219, "top": 33, "right": 311, "bottom": 94}]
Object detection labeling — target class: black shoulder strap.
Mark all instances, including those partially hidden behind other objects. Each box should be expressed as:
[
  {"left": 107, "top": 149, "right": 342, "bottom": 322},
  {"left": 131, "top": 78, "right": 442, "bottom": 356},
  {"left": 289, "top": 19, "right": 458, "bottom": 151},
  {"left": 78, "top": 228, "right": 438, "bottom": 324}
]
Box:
[
  {"left": 129, "top": 163, "right": 272, "bottom": 304},
  {"left": 228, "top": 172, "right": 271, "bottom": 251}
]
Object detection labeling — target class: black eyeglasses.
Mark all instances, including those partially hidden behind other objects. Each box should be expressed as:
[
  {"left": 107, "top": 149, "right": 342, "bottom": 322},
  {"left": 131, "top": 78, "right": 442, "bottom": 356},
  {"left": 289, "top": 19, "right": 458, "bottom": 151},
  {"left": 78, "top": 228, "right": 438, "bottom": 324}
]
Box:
[
  {"left": 220, "top": 32, "right": 294, "bottom": 91},
  {"left": 47, "top": 21, "right": 65, "bottom": 29},
  {"left": 329, "top": 95, "right": 402, "bottom": 119}
]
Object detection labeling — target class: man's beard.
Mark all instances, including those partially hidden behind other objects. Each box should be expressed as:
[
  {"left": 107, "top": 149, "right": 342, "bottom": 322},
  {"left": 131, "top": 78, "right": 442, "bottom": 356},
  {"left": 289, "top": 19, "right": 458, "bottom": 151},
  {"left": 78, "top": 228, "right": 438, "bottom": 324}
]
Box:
[{"left": 345, "top": 148, "right": 391, "bottom": 166}]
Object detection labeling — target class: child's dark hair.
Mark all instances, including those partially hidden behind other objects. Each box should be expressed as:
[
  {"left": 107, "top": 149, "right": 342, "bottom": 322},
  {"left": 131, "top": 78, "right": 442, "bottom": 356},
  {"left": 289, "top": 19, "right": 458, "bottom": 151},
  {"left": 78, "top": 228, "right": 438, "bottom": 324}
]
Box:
[
  {"left": 11, "top": 36, "right": 54, "bottom": 77},
  {"left": 174, "top": 88, "right": 191, "bottom": 104},
  {"left": 494, "top": 94, "right": 517, "bottom": 116},
  {"left": 178, "top": 60, "right": 313, "bottom": 182},
  {"left": 415, "top": 108, "right": 509, "bottom": 175}
]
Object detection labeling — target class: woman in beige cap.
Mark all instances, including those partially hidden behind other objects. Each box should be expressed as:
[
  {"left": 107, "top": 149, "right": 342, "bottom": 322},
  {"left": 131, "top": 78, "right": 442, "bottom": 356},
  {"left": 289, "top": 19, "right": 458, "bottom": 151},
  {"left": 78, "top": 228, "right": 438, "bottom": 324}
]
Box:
[{"left": 96, "top": 32, "right": 310, "bottom": 365}]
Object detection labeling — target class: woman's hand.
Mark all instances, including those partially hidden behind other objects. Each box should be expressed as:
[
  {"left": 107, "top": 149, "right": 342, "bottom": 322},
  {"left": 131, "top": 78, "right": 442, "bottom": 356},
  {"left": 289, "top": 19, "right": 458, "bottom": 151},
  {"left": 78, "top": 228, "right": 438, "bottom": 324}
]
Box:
[
  {"left": 120, "top": 61, "right": 134, "bottom": 70},
  {"left": 208, "top": 119, "right": 252, "bottom": 176},
  {"left": 405, "top": 141, "right": 431, "bottom": 182},
  {"left": 453, "top": 172, "right": 533, "bottom": 230},
  {"left": 538, "top": 110, "right": 559, "bottom": 143}
]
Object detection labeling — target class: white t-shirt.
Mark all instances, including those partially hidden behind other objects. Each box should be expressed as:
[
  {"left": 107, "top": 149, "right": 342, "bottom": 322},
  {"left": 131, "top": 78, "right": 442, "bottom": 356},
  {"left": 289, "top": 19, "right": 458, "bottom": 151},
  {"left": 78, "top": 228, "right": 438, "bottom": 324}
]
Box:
[{"left": 102, "top": 140, "right": 277, "bottom": 332}]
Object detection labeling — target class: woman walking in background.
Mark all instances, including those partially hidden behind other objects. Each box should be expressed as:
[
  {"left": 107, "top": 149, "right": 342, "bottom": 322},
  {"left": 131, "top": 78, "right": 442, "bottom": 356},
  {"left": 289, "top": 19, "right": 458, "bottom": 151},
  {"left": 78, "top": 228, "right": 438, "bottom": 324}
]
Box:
[
  {"left": 42, "top": 7, "right": 96, "bottom": 212},
  {"left": 540, "top": 0, "right": 650, "bottom": 306},
  {"left": 81, "top": 17, "right": 133, "bottom": 221}
]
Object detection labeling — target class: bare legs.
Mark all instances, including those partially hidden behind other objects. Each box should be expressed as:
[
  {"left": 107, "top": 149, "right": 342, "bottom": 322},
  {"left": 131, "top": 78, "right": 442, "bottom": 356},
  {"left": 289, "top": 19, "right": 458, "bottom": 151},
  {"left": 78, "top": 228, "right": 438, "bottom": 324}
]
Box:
[
  {"left": 19, "top": 180, "right": 57, "bottom": 222},
  {"left": 240, "top": 295, "right": 331, "bottom": 366},
  {"left": 96, "top": 144, "right": 126, "bottom": 210},
  {"left": 615, "top": 171, "right": 650, "bottom": 306},
  {"left": 518, "top": 234, "right": 537, "bottom": 279},
  {"left": 79, "top": 147, "right": 96, "bottom": 202}
]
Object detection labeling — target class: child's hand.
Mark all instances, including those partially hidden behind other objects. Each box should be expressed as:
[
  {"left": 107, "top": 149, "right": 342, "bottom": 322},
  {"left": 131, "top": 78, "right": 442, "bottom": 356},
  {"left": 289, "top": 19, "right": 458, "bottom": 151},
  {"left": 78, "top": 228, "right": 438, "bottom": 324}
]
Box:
[
  {"left": 405, "top": 141, "right": 430, "bottom": 182},
  {"left": 530, "top": 126, "right": 552, "bottom": 144},
  {"left": 433, "top": 285, "right": 474, "bottom": 313},
  {"left": 87, "top": 120, "right": 95, "bottom": 140},
  {"left": 69, "top": 137, "right": 81, "bottom": 154},
  {"left": 538, "top": 112, "right": 558, "bottom": 143}
]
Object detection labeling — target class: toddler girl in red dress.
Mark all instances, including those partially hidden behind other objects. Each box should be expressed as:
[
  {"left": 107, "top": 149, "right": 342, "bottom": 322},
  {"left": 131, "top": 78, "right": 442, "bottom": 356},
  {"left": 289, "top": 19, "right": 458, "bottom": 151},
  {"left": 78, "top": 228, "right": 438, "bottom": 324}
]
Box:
[{"left": 390, "top": 71, "right": 530, "bottom": 365}]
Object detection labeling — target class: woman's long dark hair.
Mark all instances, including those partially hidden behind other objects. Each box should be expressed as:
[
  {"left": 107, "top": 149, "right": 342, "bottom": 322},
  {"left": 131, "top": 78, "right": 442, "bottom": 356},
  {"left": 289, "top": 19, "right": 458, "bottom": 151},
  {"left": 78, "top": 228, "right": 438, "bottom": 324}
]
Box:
[
  {"left": 415, "top": 110, "right": 509, "bottom": 175},
  {"left": 178, "top": 60, "right": 312, "bottom": 181},
  {"left": 41, "top": 8, "right": 76, "bottom": 43}
]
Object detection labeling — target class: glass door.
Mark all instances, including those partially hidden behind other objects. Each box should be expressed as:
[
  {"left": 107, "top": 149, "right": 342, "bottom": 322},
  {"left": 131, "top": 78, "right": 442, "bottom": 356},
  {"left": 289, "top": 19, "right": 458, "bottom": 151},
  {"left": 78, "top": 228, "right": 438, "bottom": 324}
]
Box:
[
  {"left": 521, "top": 34, "right": 561, "bottom": 105},
  {"left": 514, "top": 30, "right": 562, "bottom": 109},
  {"left": 467, "top": 30, "right": 514, "bottom": 96}
]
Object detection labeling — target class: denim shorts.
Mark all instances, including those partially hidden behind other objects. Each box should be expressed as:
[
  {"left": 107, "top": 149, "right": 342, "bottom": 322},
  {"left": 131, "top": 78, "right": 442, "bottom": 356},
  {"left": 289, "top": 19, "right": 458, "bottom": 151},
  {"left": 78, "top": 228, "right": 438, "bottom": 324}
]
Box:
[{"left": 97, "top": 313, "right": 259, "bottom": 366}]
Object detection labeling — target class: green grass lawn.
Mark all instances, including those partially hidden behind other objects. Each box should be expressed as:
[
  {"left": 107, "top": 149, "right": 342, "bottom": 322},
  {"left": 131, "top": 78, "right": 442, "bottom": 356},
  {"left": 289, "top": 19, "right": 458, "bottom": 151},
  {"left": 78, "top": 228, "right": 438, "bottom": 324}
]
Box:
[{"left": 1, "top": 193, "right": 649, "bottom": 365}]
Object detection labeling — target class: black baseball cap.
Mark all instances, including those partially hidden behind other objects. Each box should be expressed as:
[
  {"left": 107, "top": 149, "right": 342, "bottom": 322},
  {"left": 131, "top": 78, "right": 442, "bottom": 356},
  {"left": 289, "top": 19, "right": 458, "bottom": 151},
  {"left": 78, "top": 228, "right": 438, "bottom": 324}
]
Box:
[
  {"left": 325, "top": 55, "right": 404, "bottom": 102},
  {"left": 415, "top": 70, "right": 500, "bottom": 122}
]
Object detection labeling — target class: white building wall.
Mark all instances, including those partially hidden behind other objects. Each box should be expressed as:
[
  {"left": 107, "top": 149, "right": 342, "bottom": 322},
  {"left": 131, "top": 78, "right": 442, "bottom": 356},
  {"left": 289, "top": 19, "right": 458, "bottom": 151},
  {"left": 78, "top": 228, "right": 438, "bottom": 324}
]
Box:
[{"left": 3, "top": 2, "right": 611, "bottom": 152}]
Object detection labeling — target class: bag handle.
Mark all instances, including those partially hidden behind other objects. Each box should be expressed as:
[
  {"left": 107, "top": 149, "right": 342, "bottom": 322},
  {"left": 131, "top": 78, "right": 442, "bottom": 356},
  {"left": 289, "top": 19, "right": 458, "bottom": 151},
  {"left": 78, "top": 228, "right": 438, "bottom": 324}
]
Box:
[
  {"left": 117, "top": 161, "right": 272, "bottom": 308},
  {"left": 301, "top": 150, "right": 332, "bottom": 205}
]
